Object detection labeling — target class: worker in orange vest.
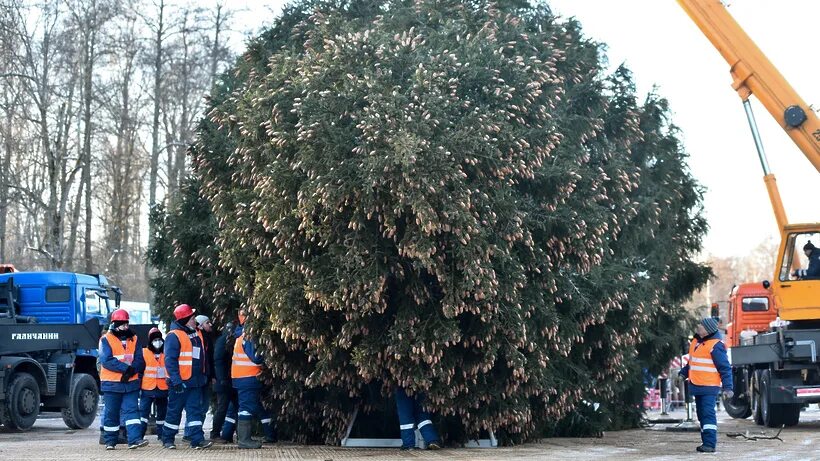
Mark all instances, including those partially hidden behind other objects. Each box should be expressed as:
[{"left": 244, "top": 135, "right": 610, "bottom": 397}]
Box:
[
  {"left": 679, "top": 317, "right": 733, "bottom": 453},
  {"left": 161, "top": 304, "right": 213, "bottom": 449},
  {"left": 231, "top": 309, "right": 276, "bottom": 448},
  {"left": 139, "top": 328, "right": 169, "bottom": 440},
  {"left": 98, "top": 309, "right": 149, "bottom": 450}
]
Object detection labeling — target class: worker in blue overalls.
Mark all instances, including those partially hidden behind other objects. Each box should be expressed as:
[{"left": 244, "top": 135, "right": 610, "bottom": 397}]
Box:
[{"left": 162, "top": 304, "right": 212, "bottom": 449}]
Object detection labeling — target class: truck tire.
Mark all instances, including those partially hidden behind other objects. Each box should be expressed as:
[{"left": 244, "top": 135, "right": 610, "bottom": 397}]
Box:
[
  {"left": 723, "top": 393, "right": 752, "bottom": 419},
  {"left": 760, "top": 370, "right": 801, "bottom": 427},
  {"left": 61, "top": 373, "right": 99, "bottom": 429},
  {"left": 724, "top": 368, "right": 752, "bottom": 419},
  {"left": 3, "top": 372, "right": 40, "bottom": 431},
  {"left": 751, "top": 370, "right": 763, "bottom": 425}
]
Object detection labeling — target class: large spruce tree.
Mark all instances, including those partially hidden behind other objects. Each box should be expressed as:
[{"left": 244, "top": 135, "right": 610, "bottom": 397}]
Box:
[{"left": 151, "top": 0, "right": 710, "bottom": 443}]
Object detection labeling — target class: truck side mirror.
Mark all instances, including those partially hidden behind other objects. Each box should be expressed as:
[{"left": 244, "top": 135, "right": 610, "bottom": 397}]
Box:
[
  {"left": 112, "top": 286, "right": 122, "bottom": 308},
  {"left": 710, "top": 303, "right": 720, "bottom": 319}
]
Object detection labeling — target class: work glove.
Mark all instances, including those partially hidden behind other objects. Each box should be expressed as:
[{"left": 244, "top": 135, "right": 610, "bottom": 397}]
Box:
[
  {"left": 119, "top": 366, "right": 135, "bottom": 383},
  {"left": 722, "top": 389, "right": 734, "bottom": 399},
  {"left": 172, "top": 383, "right": 185, "bottom": 393}
]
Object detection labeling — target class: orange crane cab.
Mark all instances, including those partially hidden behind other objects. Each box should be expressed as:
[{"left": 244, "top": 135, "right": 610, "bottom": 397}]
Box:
[{"left": 724, "top": 283, "right": 777, "bottom": 349}]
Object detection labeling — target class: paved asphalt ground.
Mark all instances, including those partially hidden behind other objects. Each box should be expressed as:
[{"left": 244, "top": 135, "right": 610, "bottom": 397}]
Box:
[{"left": 1, "top": 407, "right": 819, "bottom": 460}]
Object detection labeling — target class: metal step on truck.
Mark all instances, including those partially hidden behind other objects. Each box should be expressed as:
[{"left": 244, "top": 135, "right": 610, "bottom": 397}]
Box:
[{"left": 0, "top": 268, "right": 151, "bottom": 431}]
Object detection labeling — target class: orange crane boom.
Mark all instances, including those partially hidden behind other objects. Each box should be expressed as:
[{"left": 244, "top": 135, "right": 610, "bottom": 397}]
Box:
[{"left": 676, "top": 0, "right": 820, "bottom": 321}]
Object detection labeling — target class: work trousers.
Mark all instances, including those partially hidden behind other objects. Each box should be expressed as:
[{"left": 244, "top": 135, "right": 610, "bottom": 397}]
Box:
[
  {"left": 396, "top": 387, "right": 439, "bottom": 448},
  {"left": 237, "top": 387, "right": 276, "bottom": 440},
  {"left": 695, "top": 393, "right": 718, "bottom": 448},
  {"left": 185, "top": 384, "right": 212, "bottom": 438},
  {"left": 102, "top": 390, "right": 142, "bottom": 446},
  {"left": 211, "top": 388, "right": 236, "bottom": 438},
  {"left": 163, "top": 386, "right": 205, "bottom": 446},
  {"left": 139, "top": 391, "right": 168, "bottom": 439},
  {"left": 220, "top": 399, "right": 237, "bottom": 441}
]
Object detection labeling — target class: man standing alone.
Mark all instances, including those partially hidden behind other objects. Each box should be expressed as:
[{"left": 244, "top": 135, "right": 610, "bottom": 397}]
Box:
[{"left": 680, "top": 318, "right": 733, "bottom": 453}]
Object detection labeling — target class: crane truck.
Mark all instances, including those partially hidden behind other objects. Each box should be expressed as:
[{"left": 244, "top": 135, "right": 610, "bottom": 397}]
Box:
[{"left": 677, "top": 0, "right": 820, "bottom": 427}]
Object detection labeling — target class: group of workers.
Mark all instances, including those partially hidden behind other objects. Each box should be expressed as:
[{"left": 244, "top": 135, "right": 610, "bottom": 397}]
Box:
[
  {"left": 95, "top": 312, "right": 771, "bottom": 453},
  {"left": 97, "top": 304, "right": 277, "bottom": 450},
  {"left": 98, "top": 303, "right": 442, "bottom": 451}
]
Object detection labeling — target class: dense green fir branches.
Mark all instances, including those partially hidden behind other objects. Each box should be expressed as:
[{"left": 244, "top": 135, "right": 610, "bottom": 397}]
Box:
[{"left": 151, "top": 0, "right": 710, "bottom": 443}]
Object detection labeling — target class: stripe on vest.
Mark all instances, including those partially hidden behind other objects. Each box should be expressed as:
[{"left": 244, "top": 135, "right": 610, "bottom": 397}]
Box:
[{"left": 690, "top": 365, "right": 718, "bottom": 372}]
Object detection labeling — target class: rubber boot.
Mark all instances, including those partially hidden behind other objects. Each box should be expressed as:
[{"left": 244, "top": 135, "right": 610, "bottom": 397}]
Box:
[{"left": 236, "top": 420, "right": 262, "bottom": 449}]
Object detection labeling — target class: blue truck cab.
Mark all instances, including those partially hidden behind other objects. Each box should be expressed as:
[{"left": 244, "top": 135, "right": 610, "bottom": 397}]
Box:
[{"left": 0, "top": 271, "right": 119, "bottom": 357}]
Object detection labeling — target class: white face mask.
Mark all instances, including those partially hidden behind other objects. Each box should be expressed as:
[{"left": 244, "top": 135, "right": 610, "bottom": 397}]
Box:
[{"left": 152, "top": 340, "right": 164, "bottom": 350}]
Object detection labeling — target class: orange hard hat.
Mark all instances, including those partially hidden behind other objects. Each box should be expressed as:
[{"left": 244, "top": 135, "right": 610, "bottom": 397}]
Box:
[
  {"left": 173, "top": 304, "right": 196, "bottom": 321},
  {"left": 111, "top": 309, "right": 130, "bottom": 322}
]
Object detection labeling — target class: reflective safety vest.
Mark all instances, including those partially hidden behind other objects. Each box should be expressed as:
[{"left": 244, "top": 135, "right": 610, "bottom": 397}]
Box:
[
  {"left": 141, "top": 349, "right": 169, "bottom": 391},
  {"left": 688, "top": 338, "right": 722, "bottom": 386},
  {"left": 170, "top": 329, "right": 205, "bottom": 380},
  {"left": 231, "top": 333, "right": 261, "bottom": 379},
  {"left": 100, "top": 333, "right": 138, "bottom": 383}
]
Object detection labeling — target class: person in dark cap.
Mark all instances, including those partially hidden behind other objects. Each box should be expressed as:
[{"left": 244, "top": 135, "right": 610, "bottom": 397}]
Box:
[
  {"left": 679, "top": 317, "right": 732, "bottom": 453},
  {"left": 792, "top": 241, "right": 820, "bottom": 280}
]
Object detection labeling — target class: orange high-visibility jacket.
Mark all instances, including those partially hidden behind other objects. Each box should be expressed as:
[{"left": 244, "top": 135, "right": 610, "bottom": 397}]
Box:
[
  {"left": 688, "top": 338, "right": 722, "bottom": 387},
  {"left": 231, "top": 333, "right": 261, "bottom": 379},
  {"left": 100, "top": 333, "right": 138, "bottom": 383},
  {"left": 141, "top": 348, "right": 169, "bottom": 391},
  {"left": 169, "top": 329, "right": 205, "bottom": 380}
]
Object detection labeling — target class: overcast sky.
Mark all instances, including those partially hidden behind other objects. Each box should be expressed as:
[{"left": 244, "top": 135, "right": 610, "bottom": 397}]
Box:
[{"left": 229, "top": 0, "right": 818, "bottom": 259}]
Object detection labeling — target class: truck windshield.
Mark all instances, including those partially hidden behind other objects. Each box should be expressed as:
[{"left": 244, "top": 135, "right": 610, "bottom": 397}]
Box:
[{"left": 742, "top": 297, "right": 769, "bottom": 312}]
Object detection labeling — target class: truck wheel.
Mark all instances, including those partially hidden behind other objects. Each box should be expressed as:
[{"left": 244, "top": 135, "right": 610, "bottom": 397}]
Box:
[
  {"left": 724, "top": 367, "right": 752, "bottom": 419},
  {"left": 751, "top": 371, "right": 763, "bottom": 425},
  {"left": 723, "top": 393, "right": 752, "bottom": 419},
  {"left": 3, "top": 372, "right": 40, "bottom": 431},
  {"left": 760, "top": 370, "right": 801, "bottom": 427},
  {"left": 61, "top": 373, "right": 99, "bottom": 429}
]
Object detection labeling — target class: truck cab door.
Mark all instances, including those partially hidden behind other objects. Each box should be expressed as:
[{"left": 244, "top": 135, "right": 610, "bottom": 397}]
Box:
[
  {"left": 81, "top": 288, "right": 110, "bottom": 325},
  {"left": 775, "top": 232, "right": 820, "bottom": 321}
]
